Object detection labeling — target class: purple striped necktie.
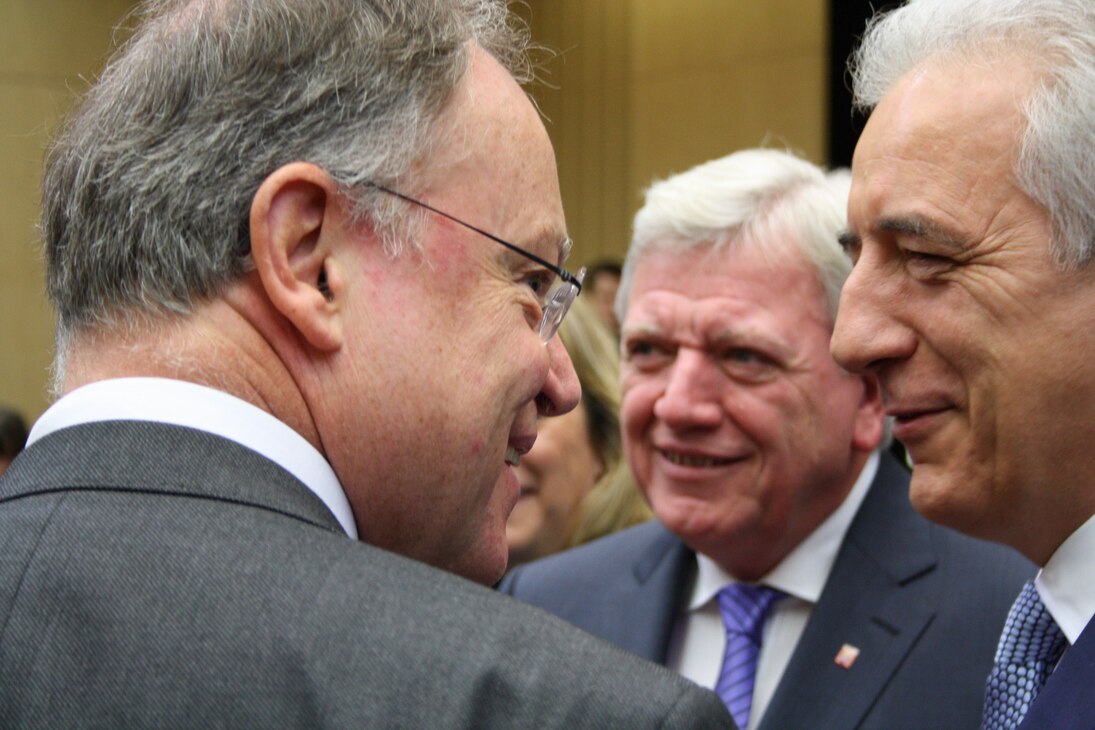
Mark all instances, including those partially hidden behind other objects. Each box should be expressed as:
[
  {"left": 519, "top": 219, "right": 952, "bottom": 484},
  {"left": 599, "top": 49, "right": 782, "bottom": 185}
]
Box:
[{"left": 715, "top": 583, "right": 785, "bottom": 729}]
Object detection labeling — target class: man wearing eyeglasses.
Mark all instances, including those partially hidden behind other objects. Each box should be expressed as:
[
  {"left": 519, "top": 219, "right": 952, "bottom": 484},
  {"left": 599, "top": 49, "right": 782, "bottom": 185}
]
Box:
[{"left": 0, "top": 1, "right": 732, "bottom": 727}]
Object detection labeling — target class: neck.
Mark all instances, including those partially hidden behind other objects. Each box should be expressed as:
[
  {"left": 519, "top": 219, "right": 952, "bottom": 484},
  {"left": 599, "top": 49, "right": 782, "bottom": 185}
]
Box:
[{"left": 58, "top": 284, "right": 322, "bottom": 453}]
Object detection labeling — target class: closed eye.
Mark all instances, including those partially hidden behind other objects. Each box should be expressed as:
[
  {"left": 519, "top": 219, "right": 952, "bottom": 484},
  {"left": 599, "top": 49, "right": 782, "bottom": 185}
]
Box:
[{"left": 903, "top": 249, "right": 954, "bottom": 278}]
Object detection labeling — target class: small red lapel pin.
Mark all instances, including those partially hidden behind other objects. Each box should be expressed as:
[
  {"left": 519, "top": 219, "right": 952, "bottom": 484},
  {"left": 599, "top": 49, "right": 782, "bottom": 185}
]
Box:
[{"left": 834, "top": 643, "right": 861, "bottom": 669}]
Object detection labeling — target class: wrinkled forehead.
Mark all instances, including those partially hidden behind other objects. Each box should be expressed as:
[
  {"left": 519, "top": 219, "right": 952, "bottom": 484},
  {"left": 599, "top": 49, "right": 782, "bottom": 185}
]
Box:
[
  {"left": 849, "top": 55, "right": 1043, "bottom": 239},
  {"left": 622, "top": 248, "right": 832, "bottom": 342}
]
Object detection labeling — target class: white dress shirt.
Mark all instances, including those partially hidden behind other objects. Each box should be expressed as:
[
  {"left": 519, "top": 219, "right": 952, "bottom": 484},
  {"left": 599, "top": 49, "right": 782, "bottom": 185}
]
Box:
[
  {"left": 27, "top": 377, "right": 358, "bottom": 538},
  {"left": 1036, "top": 510, "right": 1095, "bottom": 644},
  {"left": 666, "top": 451, "right": 880, "bottom": 730}
]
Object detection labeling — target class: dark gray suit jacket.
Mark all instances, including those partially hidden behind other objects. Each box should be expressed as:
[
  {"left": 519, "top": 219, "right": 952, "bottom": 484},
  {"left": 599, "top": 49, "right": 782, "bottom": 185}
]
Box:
[
  {"left": 501, "top": 453, "right": 1035, "bottom": 729},
  {"left": 0, "top": 420, "right": 734, "bottom": 729}
]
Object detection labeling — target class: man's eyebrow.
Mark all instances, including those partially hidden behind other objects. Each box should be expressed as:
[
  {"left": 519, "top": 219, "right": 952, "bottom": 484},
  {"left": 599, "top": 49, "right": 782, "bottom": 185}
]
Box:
[
  {"left": 558, "top": 235, "right": 573, "bottom": 266},
  {"left": 837, "top": 230, "right": 861, "bottom": 253},
  {"left": 620, "top": 320, "right": 663, "bottom": 341},
  {"left": 524, "top": 222, "right": 571, "bottom": 267},
  {"left": 878, "top": 215, "right": 966, "bottom": 250}
]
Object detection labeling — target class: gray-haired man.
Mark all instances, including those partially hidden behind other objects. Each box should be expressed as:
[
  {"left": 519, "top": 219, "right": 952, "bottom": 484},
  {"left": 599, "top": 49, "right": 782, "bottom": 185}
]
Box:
[{"left": 0, "top": 1, "right": 732, "bottom": 726}]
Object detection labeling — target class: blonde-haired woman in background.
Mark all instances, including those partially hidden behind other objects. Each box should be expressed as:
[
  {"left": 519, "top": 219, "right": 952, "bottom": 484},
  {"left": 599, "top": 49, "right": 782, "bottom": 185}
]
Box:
[{"left": 506, "top": 298, "right": 651, "bottom": 566}]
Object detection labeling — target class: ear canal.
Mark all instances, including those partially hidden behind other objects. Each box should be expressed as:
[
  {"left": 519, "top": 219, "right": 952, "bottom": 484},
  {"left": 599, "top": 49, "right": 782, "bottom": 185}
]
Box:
[{"left": 318, "top": 268, "right": 333, "bottom": 302}]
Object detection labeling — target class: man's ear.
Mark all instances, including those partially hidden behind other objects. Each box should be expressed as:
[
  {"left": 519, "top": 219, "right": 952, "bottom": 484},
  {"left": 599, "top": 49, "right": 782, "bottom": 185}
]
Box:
[
  {"left": 249, "top": 162, "right": 344, "bottom": 351},
  {"left": 851, "top": 373, "right": 886, "bottom": 452}
]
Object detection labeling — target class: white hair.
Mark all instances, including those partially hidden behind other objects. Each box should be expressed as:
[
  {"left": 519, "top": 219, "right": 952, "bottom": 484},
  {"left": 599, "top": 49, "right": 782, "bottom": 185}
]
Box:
[
  {"left": 852, "top": 0, "right": 1095, "bottom": 269},
  {"left": 616, "top": 148, "right": 851, "bottom": 325}
]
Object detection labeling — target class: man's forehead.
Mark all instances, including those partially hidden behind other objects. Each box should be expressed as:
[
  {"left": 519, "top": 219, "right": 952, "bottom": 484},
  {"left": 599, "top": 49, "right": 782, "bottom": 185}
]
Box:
[
  {"left": 859, "top": 55, "right": 1035, "bottom": 165},
  {"left": 624, "top": 289, "right": 800, "bottom": 335},
  {"left": 622, "top": 294, "right": 817, "bottom": 370},
  {"left": 849, "top": 67, "right": 1036, "bottom": 251}
]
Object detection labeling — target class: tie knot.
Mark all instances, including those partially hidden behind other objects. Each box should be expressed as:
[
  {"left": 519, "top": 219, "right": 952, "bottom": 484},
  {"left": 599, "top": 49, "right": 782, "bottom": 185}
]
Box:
[
  {"left": 995, "top": 580, "right": 1067, "bottom": 669},
  {"left": 717, "top": 583, "right": 785, "bottom": 641}
]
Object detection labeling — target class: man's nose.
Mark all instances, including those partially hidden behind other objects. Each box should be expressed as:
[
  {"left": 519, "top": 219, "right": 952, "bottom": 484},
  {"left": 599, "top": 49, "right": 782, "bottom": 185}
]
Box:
[
  {"left": 831, "top": 256, "right": 916, "bottom": 374},
  {"left": 537, "top": 335, "right": 581, "bottom": 417},
  {"left": 653, "top": 348, "right": 724, "bottom": 429}
]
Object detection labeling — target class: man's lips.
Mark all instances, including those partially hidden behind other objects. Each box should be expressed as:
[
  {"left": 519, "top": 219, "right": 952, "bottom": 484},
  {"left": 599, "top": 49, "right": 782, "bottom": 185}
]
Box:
[
  {"left": 887, "top": 402, "right": 953, "bottom": 421},
  {"left": 657, "top": 448, "right": 743, "bottom": 468},
  {"left": 887, "top": 404, "right": 953, "bottom": 441},
  {"left": 506, "top": 434, "right": 537, "bottom": 467}
]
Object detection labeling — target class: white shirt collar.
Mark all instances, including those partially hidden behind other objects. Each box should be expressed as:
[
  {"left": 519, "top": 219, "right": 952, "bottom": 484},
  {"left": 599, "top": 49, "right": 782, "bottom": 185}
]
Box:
[
  {"left": 1036, "top": 510, "right": 1095, "bottom": 643},
  {"left": 691, "top": 450, "right": 881, "bottom": 606},
  {"left": 28, "top": 377, "right": 358, "bottom": 538}
]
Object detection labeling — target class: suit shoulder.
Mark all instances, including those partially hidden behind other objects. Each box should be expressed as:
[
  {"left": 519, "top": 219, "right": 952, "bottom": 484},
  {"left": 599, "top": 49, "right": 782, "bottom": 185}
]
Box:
[
  {"left": 279, "top": 539, "right": 733, "bottom": 728},
  {"left": 927, "top": 518, "right": 1036, "bottom": 582},
  {"left": 929, "top": 518, "right": 1036, "bottom": 598},
  {"left": 500, "top": 520, "right": 674, "bottom": 598}
]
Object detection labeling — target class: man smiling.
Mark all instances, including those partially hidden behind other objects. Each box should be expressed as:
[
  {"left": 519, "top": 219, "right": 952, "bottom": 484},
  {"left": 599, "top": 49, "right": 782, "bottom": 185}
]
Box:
[
  {"left": 503, "top": 148, "right": 1032, "bottom": 729},
  {"left": 0, "top": 1, "right": 735, "bottom": 726},
  {"left": 831, "top": 1, "right": 1095, "bottom": 727}
]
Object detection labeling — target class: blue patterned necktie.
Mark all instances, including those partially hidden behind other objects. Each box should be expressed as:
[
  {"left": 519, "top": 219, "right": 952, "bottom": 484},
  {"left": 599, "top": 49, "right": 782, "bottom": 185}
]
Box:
[
  {"left": 982, "top": 580, "right": 1068, "bottom": 730},
  {"left": 715, "top": 583, "right": 785, "bottom": 729}
]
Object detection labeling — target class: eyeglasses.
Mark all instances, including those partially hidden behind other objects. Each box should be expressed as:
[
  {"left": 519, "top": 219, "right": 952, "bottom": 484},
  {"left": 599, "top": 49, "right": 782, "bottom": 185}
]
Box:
[{"left": 364, "top": 182, "right": 585, "bottom": 343}]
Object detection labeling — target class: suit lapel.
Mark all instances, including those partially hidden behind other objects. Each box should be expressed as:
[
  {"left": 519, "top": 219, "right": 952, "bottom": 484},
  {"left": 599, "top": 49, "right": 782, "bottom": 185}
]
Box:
[
  {"left": 759, "top": 454, "right": 937, "bottom": 730},
  {"left": 613, "top": 524, "right": 696, "bottom": 662},
  {"left": 2, "top": 420, "right": 344, "bottom": 535},
  {"left": 1019, "top": 614, "right": 1095, "bottom": 728}
]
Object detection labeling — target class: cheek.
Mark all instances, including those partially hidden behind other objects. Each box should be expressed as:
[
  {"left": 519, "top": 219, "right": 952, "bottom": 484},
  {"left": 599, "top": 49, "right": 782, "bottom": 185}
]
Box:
[
  {"left": 620, "top": 380, "right": 664, "bottom": 483},
  {"left": 722, "top": 388, "right": 794, "bottom": 444},
  {"left": 620, "top": 379, "right": 659, "bottom": 434},
  {"left": 462, "top": 326, "right": 550, "bottom": 418}
]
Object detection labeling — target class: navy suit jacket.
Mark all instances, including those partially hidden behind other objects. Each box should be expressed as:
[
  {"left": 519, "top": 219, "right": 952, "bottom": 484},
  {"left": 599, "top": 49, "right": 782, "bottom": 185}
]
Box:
[
  {"left": 1018, "top": 608, "right": 1095, "bottom": 728},
  {"left": 501, "top": 453, "right": 1036, "bottom": 729}
]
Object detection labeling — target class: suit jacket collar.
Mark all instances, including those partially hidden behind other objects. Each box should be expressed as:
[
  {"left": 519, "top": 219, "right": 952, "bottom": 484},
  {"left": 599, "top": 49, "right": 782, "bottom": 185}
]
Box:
[
  {"left": 1, "top": 420, "right": 344, "bottom": 535},
  {"left": 758, "top": 452, "right": 935, "bottom": 730},
  {"left": 619, "top": 523, "right": 696, "bottom": 662},
  {"left": 613, "top": 454, "right": 930, "bottom": 685}
]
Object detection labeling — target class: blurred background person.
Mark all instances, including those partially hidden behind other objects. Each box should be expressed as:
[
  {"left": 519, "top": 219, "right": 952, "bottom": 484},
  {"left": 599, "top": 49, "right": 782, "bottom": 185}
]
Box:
[
  {"left": 583, "top": 260, "right": 623, "bottom": 337},
  {"left": 507, "top": 297, "right": 651, "bottom": 566},
  {"left": 0, "top": 407, "right": 28, "bottom": 475}
]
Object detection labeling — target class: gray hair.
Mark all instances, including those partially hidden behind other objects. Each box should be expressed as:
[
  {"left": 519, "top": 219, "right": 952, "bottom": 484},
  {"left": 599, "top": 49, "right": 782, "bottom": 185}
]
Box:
[
  {"left": 42, "top": 0, "right": 532, "bottom": 340},
  {"left": 616, "top": 148, "right": 852, "bottom": 326},
  {"left": 851, "top": 0, "right": 1095, "bottom": 269}
]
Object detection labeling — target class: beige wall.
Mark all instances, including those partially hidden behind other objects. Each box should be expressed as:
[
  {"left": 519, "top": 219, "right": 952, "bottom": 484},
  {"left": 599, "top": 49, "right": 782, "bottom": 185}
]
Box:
[
  {"left": 522, "top": 0, "right": 829, "bottom": 269},
  {"left": 1, "top": 1, "right": 827, "bottom": 423},
  {"left": 1, "top": 0, "right": 136, "bottom": 422}
]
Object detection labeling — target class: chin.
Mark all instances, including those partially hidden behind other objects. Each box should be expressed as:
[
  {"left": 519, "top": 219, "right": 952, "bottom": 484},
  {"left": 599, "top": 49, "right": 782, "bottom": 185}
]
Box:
[
  {"left": 461, "top": 533, "right": 512, "bottom": 586},
  {"left": 442, "top": 553, "right": 507, "bottom": 586},
  {"left": 908, "top": 467, "right": 989, "bottom": 538}
]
